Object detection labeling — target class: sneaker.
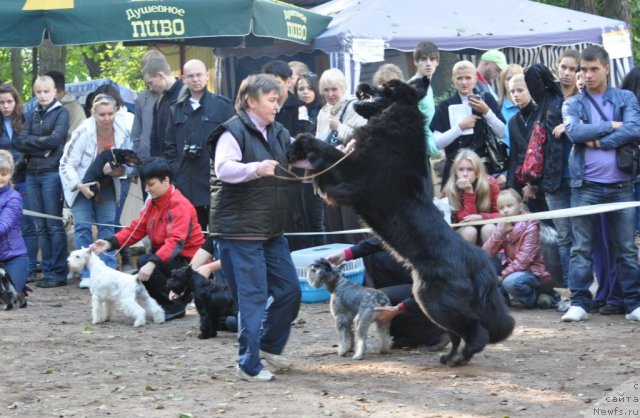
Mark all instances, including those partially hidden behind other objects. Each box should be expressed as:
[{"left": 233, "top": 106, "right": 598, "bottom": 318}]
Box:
[
  {"left": 625, "top": 307, "right": 640, "bottom": 321},
  {"left": 36, "top": 280, "right": 67, "bottom": 288},
  {"left": 561, "top": 306, "right": 588, "bottom": 322},
  {"left": 236, "top": 365, "right": 274, "bottom": 382},
  {"left": 598, "top": 304, "right": 625, "bottom": 315},
  {"left": 260, "top": 350, "right": 293, "bottom": 370},
  {"left": 78, "top": 278, "right": 90, "bottom": 289},
  {"left": 26, "top": 274, "right": 38, "bottom": 283},
  {"left": 164, "top": 310, "right": 186, "bottom": 322}
]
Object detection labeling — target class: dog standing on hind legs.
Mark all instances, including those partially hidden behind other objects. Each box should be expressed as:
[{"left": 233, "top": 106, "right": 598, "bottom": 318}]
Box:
[
  {"left": 288, "top": 78, "right": 515, "bottom": 366},
  {"left": 67, "top": 248, "right": 165, "bottom": 327},
  {"left": 306, "top": 259, "right": 392, "bottom": 360}
]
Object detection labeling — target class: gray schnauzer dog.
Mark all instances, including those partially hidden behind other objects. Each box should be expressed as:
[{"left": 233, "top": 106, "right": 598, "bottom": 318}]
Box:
[
  {"left": 0, "top": 264, "right": 27, "bottom": 310},
  {"left": 306, "top": 258, "right": 392, "bottom": 360}
]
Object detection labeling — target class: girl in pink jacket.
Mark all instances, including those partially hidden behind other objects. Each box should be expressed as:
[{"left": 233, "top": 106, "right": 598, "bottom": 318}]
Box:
[{"left": 483, "top": 189, "right": 551, "bottom": 308}]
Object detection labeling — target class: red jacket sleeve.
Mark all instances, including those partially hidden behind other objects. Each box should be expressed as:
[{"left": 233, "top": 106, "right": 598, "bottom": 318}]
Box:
[
  {"left": 112, "top": 201, "right": 151, "bottom": 249},
  {"left": 454, "top": 191, "right": 478, "bottom": 223}
]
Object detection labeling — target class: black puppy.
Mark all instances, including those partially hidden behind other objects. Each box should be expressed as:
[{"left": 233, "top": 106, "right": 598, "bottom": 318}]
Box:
[
  {"left": 79, "top": 149, "right": 141, "bottom": 200},
  {"left": 167, "top": 266, "right": 236, "bottom": 339},
  {"left": 0, "top": 264, "right": 27, "bottom": 310}
]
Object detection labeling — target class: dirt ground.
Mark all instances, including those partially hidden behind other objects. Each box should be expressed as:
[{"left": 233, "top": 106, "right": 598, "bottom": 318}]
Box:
[{"left": 1, "top": 281, "right": 639, "bottom": 418}]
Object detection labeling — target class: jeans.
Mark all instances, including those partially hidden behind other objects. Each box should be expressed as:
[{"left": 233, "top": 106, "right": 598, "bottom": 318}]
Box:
[
  {"left": 218, "top": 236, "right": 301, "bottom": 376},
  {"left": 570, "top": 181, "right": 640, "bottom": 312},
  {"left": 2, "top": 254, "right": 29, "bottom": 293},
  {"left": 545, "top": 179, "right": 573, "bottom": 287},
  {"left": 114, "top": 178, "right": 130, "bottom": 228},
  {"left": 26, "top": 172, "right": 67, "bottom": 282},
  {"left": 14, "top": 181, "right": 38, "bottom": 275},
  {"left": 501, "top": 271, "right": 541, "bottom": 308},
  {"left": 71, "top": 183, "right": 117, "bottom": 277}
]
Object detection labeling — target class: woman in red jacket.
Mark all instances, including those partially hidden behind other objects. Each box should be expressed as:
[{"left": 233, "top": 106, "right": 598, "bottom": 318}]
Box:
[
  {"left": 443, "top": 148, "right": 500, "bottom": 245},
  {"left": 93, "top": 158, "right": 204, "bottom": 321},
  {"left": 483, "top": 188, "right": 552, "bottom": 308}
]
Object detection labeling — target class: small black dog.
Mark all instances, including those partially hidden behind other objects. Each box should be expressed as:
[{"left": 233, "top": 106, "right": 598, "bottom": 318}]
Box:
[
  {"left": 79, "top": 149, "right": 141, "bottom": 199},
  {"left": 0, "top": 264, "right": 27, "bottom": 310},
  {"left": 167, "top": 266, "right": 236, "bottom": 339}
]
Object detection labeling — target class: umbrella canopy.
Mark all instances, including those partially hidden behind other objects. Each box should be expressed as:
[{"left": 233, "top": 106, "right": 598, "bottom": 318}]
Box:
[{"left": 1, "top": 0, "right": 331, "bottom": 47}]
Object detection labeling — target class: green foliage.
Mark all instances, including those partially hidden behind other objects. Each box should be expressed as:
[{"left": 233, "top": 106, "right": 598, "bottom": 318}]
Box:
[{"left": 0, "top": 42, "right": 147, "bottom": 101}]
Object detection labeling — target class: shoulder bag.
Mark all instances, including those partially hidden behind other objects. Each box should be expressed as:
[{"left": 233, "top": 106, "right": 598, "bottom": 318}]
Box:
[
  {"left": 325, "top": 99, "right": 355, "bottom": 147},
  {"left": 480, "top": 93, "right": 508, "bottom": 174}
]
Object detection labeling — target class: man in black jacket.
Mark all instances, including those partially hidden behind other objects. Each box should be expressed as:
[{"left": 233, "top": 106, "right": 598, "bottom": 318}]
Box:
[
  {"left": 143, "top": 57, "right": 184, "bottom": 158},
  {"left": 164, "top": 59, "right": 235, "bottom": 232}
]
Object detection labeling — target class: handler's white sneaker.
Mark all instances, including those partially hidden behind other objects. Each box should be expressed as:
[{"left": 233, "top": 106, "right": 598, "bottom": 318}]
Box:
[
  {"left": 260, "top": 350, "right": 293, "bottom": 369},
  {"left": 236, "top": 365, "right": 275, "bottom": 382},
  {"left": 625, "top": 307, "right": 640, "bottom": 321},
  {"left": 561, "top": 306, "right": 588, "bottom": 322}
]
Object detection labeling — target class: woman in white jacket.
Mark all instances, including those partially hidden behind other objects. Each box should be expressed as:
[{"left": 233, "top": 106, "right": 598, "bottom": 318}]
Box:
[
  {"left": 315, "top": 69, "right": 368, "bottom": 244},
  {"left": 59, "top": 94, "right": 132, "bottom": 288}
]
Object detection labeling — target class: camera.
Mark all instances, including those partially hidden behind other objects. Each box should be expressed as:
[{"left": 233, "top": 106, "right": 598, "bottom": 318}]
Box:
[{"left": 183, "top": 144, "right": 202, "bottom": 159}]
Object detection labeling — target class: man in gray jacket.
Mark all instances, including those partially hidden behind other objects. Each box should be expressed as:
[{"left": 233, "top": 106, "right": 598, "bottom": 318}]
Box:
[{"left": 561, "top": 45, "right": 640, "bottom": 323}]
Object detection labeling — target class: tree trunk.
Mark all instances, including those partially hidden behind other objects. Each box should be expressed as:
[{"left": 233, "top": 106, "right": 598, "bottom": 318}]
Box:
[
  {"left": 10, "top": 49, "right": 23, "bottom": 94},
  {"left": 601, "top": 0, "right": 631, "bottom": 30}
]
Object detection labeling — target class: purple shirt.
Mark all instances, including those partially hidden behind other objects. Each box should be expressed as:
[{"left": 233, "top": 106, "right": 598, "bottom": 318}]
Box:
[{"left": 583, "top": 93, "right": 629, "bottom": 183}]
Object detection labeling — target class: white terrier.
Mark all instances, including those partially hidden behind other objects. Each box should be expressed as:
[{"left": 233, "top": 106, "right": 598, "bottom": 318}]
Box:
[{"left": 67, "top": 248, "right": 165, "bottom": 327}]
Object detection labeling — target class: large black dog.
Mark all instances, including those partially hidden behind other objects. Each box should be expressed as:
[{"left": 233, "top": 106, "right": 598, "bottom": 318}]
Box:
[
  {"left": 0, "top": 264, "right": 27, "bottom": 310},
  {"left": 287, "top": 78, "right": 515, "bottom": 366},
  {"left": 79, "top": 149, "right": 140, "bottom": 200},
  {"left": 167, "top": 266, "right": 236, "bottom": 339}
]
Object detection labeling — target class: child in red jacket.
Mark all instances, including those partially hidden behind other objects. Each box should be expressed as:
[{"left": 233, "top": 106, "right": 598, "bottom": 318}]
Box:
[{"left": 483, "top": 188, "right": 552, "bottom": 308}]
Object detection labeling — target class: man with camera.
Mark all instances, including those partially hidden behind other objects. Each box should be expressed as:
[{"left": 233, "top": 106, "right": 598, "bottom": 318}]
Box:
[{"left": 164, "top": 59, "right": 235, "bottom": 232}]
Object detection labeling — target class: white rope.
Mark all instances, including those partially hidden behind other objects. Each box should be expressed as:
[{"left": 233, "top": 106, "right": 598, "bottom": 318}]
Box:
[{"left": 23, "top": 201, "right": 640, "bottom": 236}]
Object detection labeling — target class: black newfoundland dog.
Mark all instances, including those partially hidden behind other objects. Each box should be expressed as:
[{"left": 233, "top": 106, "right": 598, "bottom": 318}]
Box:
[{"left": 287, "top": 78, "right": 515, "bottom": 366}]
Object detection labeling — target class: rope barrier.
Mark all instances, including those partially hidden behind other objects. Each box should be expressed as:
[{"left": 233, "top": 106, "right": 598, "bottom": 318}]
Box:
[{"left": 24, "top": 201, "right": 640, "bottom": 236}]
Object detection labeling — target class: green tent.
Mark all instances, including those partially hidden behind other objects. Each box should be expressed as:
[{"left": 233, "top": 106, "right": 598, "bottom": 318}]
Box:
[{"left": 2, "top": 0, "right": 331, "bottom": 47}]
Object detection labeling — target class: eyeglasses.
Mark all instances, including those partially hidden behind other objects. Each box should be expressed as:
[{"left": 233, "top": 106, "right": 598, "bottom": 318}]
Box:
[{"left": 184, "top": 73, "right": 207, "bottom": 80}]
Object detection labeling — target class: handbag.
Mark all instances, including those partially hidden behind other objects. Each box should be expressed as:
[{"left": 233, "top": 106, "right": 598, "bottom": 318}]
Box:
[
  {"left": 585, "top": 92, "right": 640, "bottom": 177},
  {"left": 324, "top": 99, "right": 355, "bottom": 147},
  {"left": 516, "top": 120, "right": 547, "bottom": 184},
  {"left": 482, "top": 122, "right": 508, "bottom": 174}
]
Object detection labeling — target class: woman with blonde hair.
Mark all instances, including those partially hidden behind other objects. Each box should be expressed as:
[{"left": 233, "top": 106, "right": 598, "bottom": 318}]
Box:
[
  {"left": 372, "top": 63, "right": 404, "bottom": 86},
  {"left": 316, "top": 68, "right": 367, "bottom": 244},
  {"left": 497, "top": 63, "right": 524, "bottom": 150},
  {"left": 15, "top": 75, "right": 69, "bottom": 288},
  {"left": 431, "top": 60, "right": 506, "bottom": 188},
  {"left": 443, "top": 148, "right": 500, "bottom": 245},
  {"left": 59, "top": 94, "right": 132, "bottom": 288}
]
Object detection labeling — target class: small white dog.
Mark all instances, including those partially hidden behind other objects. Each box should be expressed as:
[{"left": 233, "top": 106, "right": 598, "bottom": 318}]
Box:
[{"left": 67, "top": 248, "right": 165, "bottom": 327}]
